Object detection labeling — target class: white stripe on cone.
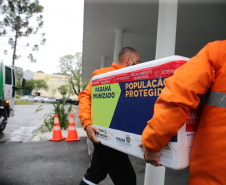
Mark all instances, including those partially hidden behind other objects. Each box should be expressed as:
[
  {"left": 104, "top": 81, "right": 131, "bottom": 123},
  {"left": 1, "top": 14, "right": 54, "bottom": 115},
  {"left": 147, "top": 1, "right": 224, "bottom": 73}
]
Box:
[
  {"left": 54, "top": 118, "right": 60, "bottom": 123},
  {"left": 53, "top": 126, "right": 61, "bottom": 130},
  {"left": 68, "top": 126, "right": 76, "bottom": 130},
  {"left": 69, "top": 117, "right": 75, "bottom": 123}
]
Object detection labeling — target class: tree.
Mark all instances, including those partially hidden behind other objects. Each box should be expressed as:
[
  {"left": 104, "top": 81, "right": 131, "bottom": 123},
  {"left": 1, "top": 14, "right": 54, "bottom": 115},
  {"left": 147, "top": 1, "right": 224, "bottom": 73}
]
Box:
[
  {"left": 53, "top": 72, "right": 68, "bottom": 75},
  {"left": 14, "top": 66, "right": 23, "bottom": 81},
  {"left": 16, "top": 80, "right": 23, "bottom": 96},
  {"left": 58, "top": 85, "right": 68, "bottom": 97},
  {"left": 24, "top": 79, "right": 48, "bottom": 94},
  {"left": 58, "top": 52, "right": 88, "bottom": 96},
  {"left": 24, "top": 79, "right": 35, "bottom": 94},
  {"left": 0, "top": 0, "right": 46, "bottom": 65},
  {"left": 14, "top": 66, "right": 23, "bottom": 96}
]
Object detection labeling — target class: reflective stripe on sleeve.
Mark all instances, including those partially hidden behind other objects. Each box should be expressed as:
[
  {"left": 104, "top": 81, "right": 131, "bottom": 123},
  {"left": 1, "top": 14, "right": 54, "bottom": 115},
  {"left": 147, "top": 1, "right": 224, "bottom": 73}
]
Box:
[
  {"left": 83, "top": 177, "right": 97, "bottom": 185},
  {"left": 206, "top": 91, "right": 226, "bottom": 108}
]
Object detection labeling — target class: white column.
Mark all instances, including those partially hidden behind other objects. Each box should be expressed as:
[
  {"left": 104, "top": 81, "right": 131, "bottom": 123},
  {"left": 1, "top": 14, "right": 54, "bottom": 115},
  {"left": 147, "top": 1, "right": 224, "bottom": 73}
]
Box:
[
  {"left": 144, "top": 0, "right": 178, "bottom": 185},
  {"left": 155, "top": 0, "right": 178, "bottom": 59},
  {"left": 113, "top": 29, "right": 123, "bottom": 63},
  {"left": 100, "top": 57, "right": 106, "bottom": 68}
]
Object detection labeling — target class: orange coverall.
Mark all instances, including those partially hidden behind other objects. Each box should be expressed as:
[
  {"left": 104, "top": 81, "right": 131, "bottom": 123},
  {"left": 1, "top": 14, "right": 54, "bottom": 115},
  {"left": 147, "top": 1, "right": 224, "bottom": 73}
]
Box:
[
  {"left": 78, "top": 62, "right": 125, "bottom": 128},
  {"left": 142, "top": 40, "right": 226, "bottom": 184},
  {"left": 78, "top": 63, "right": 137, "bottom": 185}
]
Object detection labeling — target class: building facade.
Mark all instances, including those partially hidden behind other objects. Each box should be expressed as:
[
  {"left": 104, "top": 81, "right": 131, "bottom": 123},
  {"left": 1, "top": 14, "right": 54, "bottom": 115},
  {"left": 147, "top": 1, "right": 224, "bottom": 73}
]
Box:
[{"left": 31, "top": 72, "right": 77, "bottom": 98}]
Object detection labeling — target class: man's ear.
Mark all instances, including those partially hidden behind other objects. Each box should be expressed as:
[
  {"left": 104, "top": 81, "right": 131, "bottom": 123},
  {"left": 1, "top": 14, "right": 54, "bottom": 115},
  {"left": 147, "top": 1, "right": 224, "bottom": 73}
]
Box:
[
  {"left": 121, "top": 56, "right": 129, "bottom": 66},
  {"left": 126, "top": 55, "right": 130, "bottom": 62}
]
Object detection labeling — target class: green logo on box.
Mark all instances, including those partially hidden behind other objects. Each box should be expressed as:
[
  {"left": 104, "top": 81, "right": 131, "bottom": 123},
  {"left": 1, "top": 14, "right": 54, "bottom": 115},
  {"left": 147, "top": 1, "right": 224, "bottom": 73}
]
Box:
[{"left": 91, "top": 83, "right": 121, "bottom": 128}]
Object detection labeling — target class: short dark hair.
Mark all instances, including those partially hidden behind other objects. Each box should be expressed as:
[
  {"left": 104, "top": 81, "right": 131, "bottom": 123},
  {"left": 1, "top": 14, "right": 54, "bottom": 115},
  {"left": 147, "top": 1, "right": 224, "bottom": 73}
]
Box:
[{"left": 118, "top": 47, "right": 137, "bottom": 60}]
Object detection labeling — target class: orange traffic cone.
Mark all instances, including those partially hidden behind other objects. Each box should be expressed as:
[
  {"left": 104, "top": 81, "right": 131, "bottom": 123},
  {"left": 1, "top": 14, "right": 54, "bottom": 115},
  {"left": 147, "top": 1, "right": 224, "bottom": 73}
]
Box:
[
  {"left": 49, "top": 114, "right": 65, "bottom": 141},
  {"left": 66, "top": 114, "right": 80, "bottom": 141}
]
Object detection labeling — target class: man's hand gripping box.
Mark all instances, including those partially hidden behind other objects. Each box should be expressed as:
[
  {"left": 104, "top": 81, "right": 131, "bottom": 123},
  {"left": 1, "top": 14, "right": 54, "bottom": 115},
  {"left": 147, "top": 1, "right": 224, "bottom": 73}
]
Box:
[{"left": 91, "top": 56, "right": 200, "bottom": 170}]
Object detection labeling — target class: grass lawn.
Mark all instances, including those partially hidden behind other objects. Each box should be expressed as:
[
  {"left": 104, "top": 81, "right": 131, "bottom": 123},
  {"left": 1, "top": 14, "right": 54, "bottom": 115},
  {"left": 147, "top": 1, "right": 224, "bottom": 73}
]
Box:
[{"left": 15, "top": 100, "right": 34, "bottom": 105}]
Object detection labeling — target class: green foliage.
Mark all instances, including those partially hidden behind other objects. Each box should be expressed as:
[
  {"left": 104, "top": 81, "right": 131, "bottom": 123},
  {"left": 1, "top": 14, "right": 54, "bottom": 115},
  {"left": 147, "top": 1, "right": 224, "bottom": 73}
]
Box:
[
  {"left": 14, "top": 66, "right": 23, "bottom": 80},
  {"left": 53, "top": 100, "right": 72, "bottom": 130},
  {"left": 33, "top": 79, "right": 48, "bottom": 91},
  {"left": 43, "top": 113, "right": 54, "bottom": 131},
  {"left": 53, "top": 72, "right": 68, "bottom": 75},
  {"left": 36, "top": 105, "right": 54, "bottom": 131},
  {"left": 58, "top": 85, "right": 68, "bottom": 97},
  {"left": 25, "top": 79, "right": 48, "bottom": 94},
  {"left": 24, "top": 79, "right": 35, "bottom": 93},
  {"left": 36, "top": 100, "right": 72, "bottom": 131},
  {"left": 16, "top": 80, "right": 23, "bottom": 95},
  {"left": 15, "top": 66, "right": 24, "bottom": 95},
  {"left": 0, "top": 0, "right": 46, "bottom": 65},
  {"left": 15, "top": 100, "right": 33, "bottom": 105},
  {"left": 58, "top": 52, "right": 88, "bottom": 96}
]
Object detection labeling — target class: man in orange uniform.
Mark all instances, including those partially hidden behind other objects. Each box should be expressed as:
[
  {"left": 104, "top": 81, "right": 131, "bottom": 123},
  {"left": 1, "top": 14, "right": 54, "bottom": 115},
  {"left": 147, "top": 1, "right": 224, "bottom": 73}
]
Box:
[
  {"left": 79, "top": 47, "right": 140, "bottom": 185},
  {"left": 141, "top": 40, "right": 226, "bottom": 184}
]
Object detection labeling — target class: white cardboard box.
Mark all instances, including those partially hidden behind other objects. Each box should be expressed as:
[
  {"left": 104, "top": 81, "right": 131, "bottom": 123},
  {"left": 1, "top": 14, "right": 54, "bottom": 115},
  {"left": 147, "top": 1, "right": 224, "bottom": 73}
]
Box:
[{"left": 91, "top": 56, "right": 199, "bottom": 169}]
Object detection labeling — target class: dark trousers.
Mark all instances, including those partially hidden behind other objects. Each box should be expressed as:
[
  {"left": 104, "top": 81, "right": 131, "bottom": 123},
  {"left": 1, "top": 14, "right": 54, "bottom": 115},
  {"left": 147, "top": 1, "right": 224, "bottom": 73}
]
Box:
[{"left": 80, "top": 143, "right": 136, "bottom": 185}]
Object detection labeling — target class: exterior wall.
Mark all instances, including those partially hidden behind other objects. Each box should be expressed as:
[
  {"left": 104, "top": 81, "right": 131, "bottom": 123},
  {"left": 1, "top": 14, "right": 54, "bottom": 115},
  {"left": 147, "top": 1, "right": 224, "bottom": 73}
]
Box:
[{"left": 33, "top": 73, "right": 77, "bottom": 98}]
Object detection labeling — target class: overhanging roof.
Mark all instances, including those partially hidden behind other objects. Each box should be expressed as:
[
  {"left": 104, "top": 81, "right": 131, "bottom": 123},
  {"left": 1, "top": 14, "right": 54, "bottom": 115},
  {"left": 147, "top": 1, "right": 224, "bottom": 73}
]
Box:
[{"left": 82, "top": 0, "right": 226, "bottom": 82}]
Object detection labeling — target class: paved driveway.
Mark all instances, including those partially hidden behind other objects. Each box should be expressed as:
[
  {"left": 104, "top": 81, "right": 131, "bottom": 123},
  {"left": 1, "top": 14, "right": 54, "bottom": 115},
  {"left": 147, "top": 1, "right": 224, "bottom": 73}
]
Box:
[
  {"left": 0, "top": 138, "right": 90, "bottom": 185},
  {"left": 0, "top": 104, "right": 189, "bottom": 185},
  {"left": 0, "top": 104, "right": 79, "bottom": 143}
]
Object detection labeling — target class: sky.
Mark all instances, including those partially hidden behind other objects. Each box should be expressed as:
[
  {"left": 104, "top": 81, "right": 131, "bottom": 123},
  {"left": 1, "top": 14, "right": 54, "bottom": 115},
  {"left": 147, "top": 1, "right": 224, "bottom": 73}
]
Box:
[{"left": 1, "top": 0, "right": 84, "bottom": 74}]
